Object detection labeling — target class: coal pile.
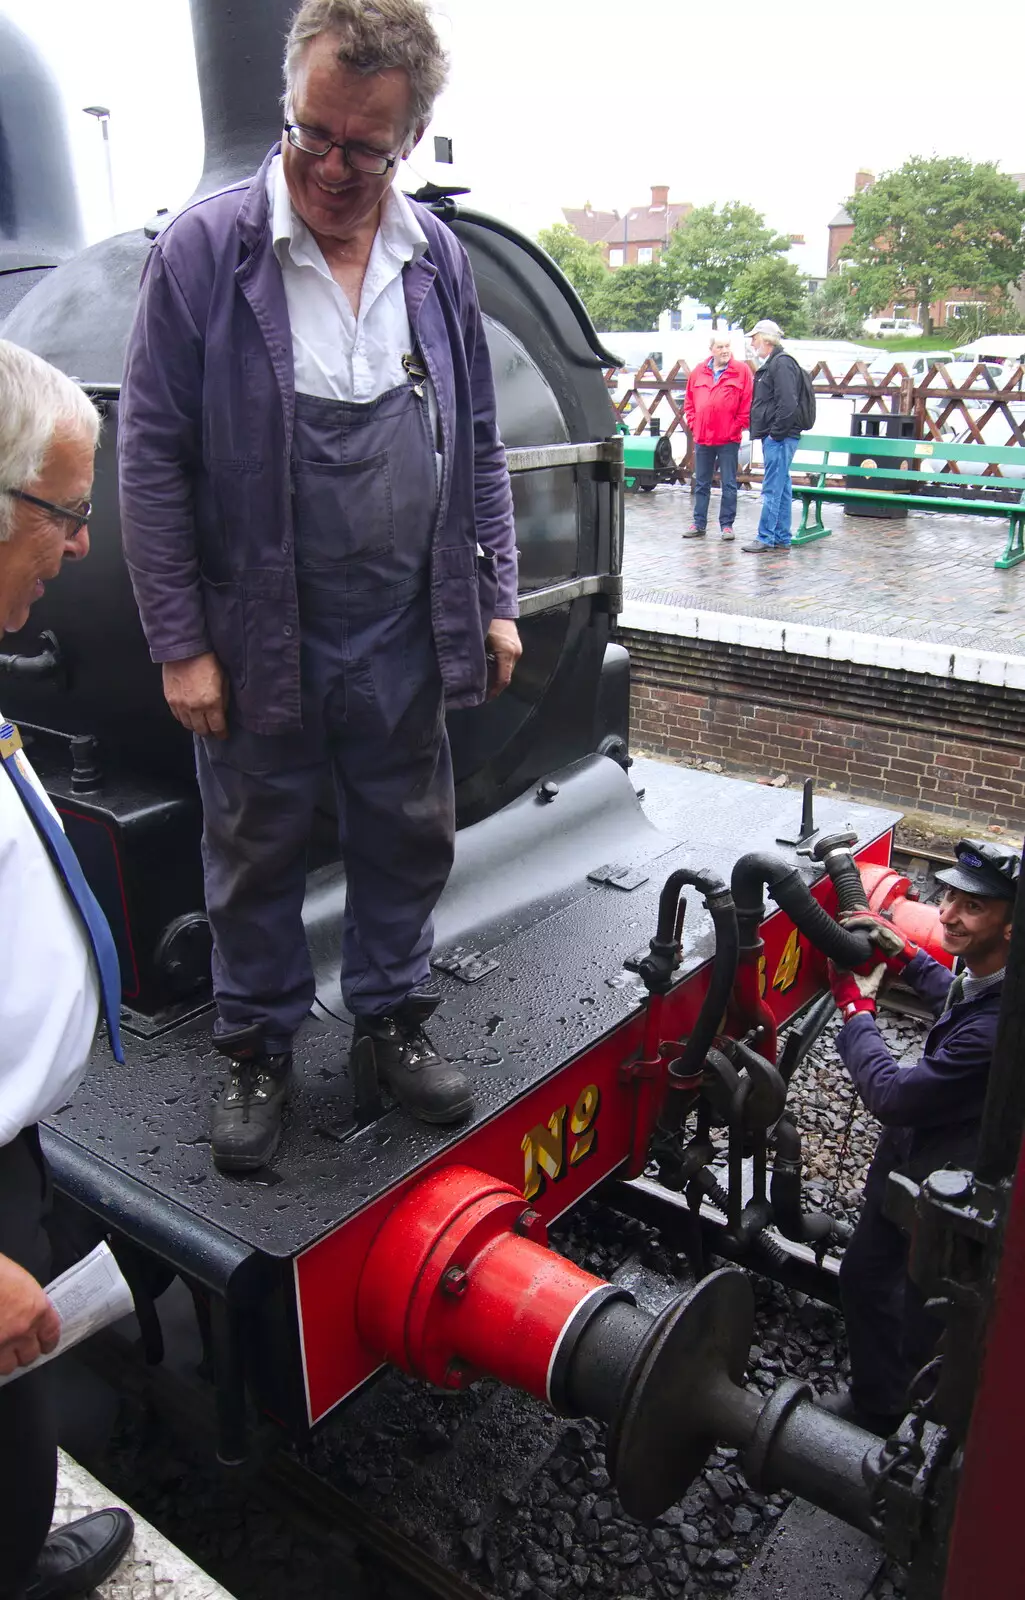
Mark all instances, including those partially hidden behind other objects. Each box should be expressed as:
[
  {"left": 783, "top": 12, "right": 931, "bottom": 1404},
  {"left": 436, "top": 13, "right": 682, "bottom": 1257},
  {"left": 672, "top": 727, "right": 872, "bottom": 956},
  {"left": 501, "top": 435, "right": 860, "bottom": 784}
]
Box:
[{"left": 787, "top": 1009, "right": 926, "bottom": 1227}]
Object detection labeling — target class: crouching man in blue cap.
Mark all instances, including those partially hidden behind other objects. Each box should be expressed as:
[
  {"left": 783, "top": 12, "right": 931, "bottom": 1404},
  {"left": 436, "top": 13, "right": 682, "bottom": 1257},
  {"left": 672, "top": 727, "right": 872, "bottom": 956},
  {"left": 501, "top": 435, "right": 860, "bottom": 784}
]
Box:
[{"left": 819, "top": 837, "right": 1019, "bottom": 1436}]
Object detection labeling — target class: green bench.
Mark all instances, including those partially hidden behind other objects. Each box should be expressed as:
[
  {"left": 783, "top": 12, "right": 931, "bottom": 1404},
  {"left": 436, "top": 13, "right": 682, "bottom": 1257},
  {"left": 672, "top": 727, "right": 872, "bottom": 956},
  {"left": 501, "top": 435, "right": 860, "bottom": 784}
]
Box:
[{"left": 789, "top": 432, "right": 1025, "bottom": 569}]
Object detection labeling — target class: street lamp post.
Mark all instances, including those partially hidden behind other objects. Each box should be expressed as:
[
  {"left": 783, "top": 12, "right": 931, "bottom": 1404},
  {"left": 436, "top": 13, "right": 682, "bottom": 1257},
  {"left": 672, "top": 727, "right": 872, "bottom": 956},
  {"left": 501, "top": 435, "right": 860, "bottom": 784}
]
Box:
[{"left": 82, "top": 104, "right": 115, "bottom": 229}]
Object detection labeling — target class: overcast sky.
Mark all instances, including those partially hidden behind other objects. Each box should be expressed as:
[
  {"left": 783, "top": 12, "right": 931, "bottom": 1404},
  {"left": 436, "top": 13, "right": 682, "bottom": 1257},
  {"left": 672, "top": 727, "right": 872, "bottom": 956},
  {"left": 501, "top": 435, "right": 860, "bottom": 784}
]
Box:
[{"left": 4, "top": 0, "right": 1025, "bottom": 276}]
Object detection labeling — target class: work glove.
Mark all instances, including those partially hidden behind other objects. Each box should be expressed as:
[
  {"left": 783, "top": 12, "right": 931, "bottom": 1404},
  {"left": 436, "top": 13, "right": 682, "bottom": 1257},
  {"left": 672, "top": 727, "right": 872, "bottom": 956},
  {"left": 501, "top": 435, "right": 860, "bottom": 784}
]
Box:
[
  {"left": 828, "top": 959, "right": 885, "bottom": 1022},
  {"left": 840, "top": 911, "right": 920, "bottom": 976}
]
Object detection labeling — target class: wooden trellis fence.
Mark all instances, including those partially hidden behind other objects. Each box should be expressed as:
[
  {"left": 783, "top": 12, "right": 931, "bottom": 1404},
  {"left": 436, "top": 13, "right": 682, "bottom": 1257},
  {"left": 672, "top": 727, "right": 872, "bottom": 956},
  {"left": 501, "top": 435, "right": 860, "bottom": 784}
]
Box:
[{"left": 605, "top": 359, "right": 1025, "bottom": 485}]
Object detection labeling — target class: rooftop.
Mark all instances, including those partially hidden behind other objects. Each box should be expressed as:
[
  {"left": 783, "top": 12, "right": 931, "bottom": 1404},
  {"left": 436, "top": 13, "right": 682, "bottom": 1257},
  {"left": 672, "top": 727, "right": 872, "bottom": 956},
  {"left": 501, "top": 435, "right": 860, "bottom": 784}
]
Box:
[{"left": 563, "top": 186, "right": 693, "bottom": 247}]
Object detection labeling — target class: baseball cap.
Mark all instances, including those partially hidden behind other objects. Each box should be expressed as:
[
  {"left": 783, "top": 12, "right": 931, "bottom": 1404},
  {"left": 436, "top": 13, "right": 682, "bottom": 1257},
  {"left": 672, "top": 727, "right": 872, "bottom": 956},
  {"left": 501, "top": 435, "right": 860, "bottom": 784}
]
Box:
[
  {"left": 934, "top": 838, "right": 1021, "bottom": 900},
  {"left": 747, "top": 319, "right": 783, "bottom": 340}
]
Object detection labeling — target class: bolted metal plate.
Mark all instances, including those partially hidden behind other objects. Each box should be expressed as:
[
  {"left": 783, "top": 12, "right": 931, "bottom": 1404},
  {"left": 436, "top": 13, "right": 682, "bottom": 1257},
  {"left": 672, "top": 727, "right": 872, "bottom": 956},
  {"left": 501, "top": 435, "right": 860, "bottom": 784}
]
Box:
[
  {"left": 587, "top": 863, "right": 651, "bottom": 891},
  {"left": 432, "top": 949, "right": 502, "bottom": 984},
  {"left": 607, "top": 1266, "right": 754, "bottom": 1522}
]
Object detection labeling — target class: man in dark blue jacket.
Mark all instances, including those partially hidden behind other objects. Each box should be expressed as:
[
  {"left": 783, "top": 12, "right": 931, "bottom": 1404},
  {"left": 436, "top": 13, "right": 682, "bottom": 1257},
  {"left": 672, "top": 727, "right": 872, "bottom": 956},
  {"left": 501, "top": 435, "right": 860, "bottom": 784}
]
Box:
[{"left": 821, "top": 838, "right": 1019, "bottom": 1434}]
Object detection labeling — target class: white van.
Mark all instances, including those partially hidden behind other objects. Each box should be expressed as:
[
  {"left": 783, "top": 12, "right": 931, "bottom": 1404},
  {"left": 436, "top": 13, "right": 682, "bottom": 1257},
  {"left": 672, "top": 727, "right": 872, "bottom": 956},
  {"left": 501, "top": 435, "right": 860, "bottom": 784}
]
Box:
[
  {"left": 862, "top": 316, "right": 924, "bottom": 337},
  {"left": 953, "top": 336, "right": 1025, "bottom": 368}
]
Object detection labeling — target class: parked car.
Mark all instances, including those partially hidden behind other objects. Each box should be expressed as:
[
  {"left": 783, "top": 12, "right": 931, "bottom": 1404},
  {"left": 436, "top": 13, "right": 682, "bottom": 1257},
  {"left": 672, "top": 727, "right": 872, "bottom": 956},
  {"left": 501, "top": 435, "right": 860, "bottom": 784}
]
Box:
[
  {"left": 866, "top": 352, "right": 955, "bottom": 383},
  {"left": 862, "top": 316, "right": 924, "bottom": 337},
  {"left": 922, "top": 363, "right": 1025, "bottom": 441},
  {"left": 953, "top": 336, "right": 1025, "bottom": 368},
  {"left": 920, "top": 360, "right": 1005, "bottom": 393}
]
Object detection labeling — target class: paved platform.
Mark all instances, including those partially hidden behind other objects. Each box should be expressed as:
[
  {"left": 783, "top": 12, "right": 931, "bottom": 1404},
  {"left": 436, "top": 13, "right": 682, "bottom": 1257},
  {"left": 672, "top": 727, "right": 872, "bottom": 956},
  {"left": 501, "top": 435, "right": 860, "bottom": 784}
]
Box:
[
  {"left": 623, "top": 483, "right": 1025, "bottom": 659},
  {"left": 52, "top": 1450, "right": 234, "bottom": 1599},
  {"left": 731, "top": 1499, "right": 883, "bottom": 1599}
]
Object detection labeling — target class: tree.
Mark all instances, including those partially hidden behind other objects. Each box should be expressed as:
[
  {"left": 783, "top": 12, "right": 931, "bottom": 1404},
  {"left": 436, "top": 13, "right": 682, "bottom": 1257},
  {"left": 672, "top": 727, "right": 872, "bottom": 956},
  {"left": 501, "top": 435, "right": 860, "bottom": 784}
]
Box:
[
  {"left": 662, "top": 202, "right": 790, "bottom": 327},
  {"left": 951, "top": 292, "right": 1025, "bottom": 341},
  {"left": 537, "top": 223, "right": 609, "bottom": 305},
  {"left": 807, "top": 269, "right": 871, "bottom": 340},
  {"left": 845, "top": 157, "right": 1025, "bottom": 335},
  {"left": 724, "top": 256, "right": 810, "bottom": 338},
  {"left": 588, "top": 263, "right": 679, "bottom": 332}
]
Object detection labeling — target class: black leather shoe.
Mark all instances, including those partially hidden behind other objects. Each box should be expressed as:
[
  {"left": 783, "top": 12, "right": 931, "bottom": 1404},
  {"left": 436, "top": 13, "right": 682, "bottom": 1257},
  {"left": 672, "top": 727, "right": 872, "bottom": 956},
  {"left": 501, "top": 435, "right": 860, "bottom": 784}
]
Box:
[
  {"left": 210, "top": 1051, "right": 293, "bottom": 1172},
  {"left": 27, "top": 1508, "right": 134, "bottom": 1599},
  {"left": 351, "top": 998, "right": 473, "bottom": 1125},
  {"left": 816, "top": 1387, "right": 904, "bottom": 1437}
]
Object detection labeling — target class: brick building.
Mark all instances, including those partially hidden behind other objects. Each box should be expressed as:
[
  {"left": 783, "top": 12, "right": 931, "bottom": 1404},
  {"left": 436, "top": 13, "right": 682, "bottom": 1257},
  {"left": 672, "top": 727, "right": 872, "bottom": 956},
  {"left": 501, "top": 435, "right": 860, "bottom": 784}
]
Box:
[
  {"left": 827, "top": 168, "right": 1025, "bottom": 329},
  {"left": 562, "top": 185, "right": 692, "bottom": 268}
]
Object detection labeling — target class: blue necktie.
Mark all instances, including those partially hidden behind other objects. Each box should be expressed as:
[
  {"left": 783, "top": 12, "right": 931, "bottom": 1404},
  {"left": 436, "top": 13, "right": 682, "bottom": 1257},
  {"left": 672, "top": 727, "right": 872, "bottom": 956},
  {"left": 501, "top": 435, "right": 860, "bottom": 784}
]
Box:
[{"left": 0, "top": 720, "right": 124, "bottom": 1063}]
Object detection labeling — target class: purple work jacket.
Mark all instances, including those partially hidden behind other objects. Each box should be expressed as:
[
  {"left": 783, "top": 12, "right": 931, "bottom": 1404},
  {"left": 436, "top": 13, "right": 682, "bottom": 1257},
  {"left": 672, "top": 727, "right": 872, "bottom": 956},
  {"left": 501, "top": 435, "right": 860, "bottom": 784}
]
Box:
[{"left": 118, "top": 146, "right": 517, "bottom": 735}]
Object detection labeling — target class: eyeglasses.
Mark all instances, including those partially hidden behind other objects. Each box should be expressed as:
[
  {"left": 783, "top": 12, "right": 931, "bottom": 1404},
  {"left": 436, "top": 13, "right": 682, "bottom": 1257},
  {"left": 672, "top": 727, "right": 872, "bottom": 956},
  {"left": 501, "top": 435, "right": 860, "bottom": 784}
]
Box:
[
  {"left": 284, "top": 122, "right": 399, "bottom": 175},
  {"left": 4, "top": 488, "right": 92, "bottom": 537}
]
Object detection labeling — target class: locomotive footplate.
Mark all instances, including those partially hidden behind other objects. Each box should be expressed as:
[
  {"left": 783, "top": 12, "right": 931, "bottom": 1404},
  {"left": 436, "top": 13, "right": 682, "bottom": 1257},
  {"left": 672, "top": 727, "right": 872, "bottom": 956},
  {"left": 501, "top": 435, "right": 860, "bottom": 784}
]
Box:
[{"left": 42, "top": 755, "right": 900, "bottom": 1443}]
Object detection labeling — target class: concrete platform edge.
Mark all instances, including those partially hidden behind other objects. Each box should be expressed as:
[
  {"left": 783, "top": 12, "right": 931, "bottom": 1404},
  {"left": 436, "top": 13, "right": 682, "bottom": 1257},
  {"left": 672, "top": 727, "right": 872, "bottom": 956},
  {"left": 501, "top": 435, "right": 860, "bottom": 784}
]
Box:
[
  {"left": 620, "top": 598, "right": 1025, "bottom": 688},
  {"left": 731, "top": 1497, "right": 883, "bottom": 1599},
  {"left": 53, "top": 1449, "right": 236, "bottom": 1599}
]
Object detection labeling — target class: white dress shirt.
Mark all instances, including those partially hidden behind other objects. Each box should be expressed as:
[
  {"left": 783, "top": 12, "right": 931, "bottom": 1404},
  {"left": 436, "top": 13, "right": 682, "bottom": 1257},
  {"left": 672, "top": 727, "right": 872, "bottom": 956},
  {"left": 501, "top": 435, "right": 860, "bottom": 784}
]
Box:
[
  {"left": 267, "top": 156, "right": 430, "bottom": 389},
  {"left": 0, "top": 717, "right": 99, "bottom": 1146}
]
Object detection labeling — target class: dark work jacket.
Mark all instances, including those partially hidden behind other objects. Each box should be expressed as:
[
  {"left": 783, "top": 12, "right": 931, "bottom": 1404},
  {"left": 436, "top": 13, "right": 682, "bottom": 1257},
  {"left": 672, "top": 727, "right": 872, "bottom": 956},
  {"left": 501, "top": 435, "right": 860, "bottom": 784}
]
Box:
[
  {"left": 750, "top": 346, "right": 804, "bottom": 441},
  {"left": 837, "top": 950, "right": 1002, "bottom": 1191},
  {"left": 118, "top": 145, "right": 517, "bottom": 736}
]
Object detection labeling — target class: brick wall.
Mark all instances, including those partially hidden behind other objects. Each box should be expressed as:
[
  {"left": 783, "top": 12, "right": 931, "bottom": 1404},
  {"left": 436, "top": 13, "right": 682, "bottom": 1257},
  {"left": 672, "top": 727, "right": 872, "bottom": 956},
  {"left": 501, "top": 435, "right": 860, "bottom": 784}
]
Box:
[{"left": 620, "top": 627, "right": 1025, "bottom": 829}]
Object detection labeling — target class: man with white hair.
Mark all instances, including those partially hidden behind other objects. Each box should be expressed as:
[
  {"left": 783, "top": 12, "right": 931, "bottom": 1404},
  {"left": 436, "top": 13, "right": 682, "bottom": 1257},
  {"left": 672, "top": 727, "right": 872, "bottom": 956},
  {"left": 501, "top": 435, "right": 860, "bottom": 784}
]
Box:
[
  {"left": 0, "top": 340, "right": 133, "bottom": 1600},
  {"left": 743, "top": 318, "right": 812, "bottom": 554},
  {"left": 120, "top": 0, "right": 520, "bottom": 1171},
  {"left": 681, "top": 332, "right": 752, "bottom": 542}
]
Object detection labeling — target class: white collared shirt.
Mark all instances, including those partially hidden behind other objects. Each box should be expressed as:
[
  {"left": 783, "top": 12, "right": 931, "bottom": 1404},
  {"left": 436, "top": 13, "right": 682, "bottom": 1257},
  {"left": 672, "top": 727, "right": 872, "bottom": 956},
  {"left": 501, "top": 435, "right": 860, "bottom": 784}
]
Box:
[
  {"left": 0, "top": 717, "right": 99, "bottom": 1146},
  {"left": 267, "top": 154, "right": 429, "bottom": 403}
]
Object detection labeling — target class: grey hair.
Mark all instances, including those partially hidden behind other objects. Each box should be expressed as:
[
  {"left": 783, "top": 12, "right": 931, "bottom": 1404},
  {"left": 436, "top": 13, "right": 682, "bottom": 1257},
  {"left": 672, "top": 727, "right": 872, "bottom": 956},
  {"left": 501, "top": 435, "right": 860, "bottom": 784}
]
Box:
[
  {"left": 284, "top": 0, "right": 449, "bottom": 131},
  {"left": 0, "top": 340, "right": 99, "bottom": 542}
]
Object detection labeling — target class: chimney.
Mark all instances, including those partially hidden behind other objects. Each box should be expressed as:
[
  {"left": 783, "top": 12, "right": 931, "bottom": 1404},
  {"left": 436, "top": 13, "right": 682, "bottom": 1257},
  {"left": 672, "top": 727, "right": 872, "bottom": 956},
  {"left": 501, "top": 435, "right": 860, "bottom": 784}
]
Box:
[
  {"left": 854, "top": 169, "right": 873, "bottom": 192},
  {"left": 650, "top": 184, "right": 669, "bottom": 208},
  {"left": 188, "top": 0, "right": 295, "bottom": 200}
]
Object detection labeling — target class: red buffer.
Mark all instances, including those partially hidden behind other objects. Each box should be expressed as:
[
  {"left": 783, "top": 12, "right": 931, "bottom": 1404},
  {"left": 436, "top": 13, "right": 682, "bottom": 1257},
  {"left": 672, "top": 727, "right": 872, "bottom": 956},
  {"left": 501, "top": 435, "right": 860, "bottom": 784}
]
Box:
[{"left": 357, "top": 1164, "right": 613, "bottom": 1399}]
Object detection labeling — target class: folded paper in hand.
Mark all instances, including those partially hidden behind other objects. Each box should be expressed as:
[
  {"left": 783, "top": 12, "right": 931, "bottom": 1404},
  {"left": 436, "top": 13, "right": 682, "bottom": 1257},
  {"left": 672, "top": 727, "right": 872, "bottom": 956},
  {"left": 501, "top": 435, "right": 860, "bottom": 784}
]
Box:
[{"left": 0, "top": 1241, "right": 135, "bottom": 1387}]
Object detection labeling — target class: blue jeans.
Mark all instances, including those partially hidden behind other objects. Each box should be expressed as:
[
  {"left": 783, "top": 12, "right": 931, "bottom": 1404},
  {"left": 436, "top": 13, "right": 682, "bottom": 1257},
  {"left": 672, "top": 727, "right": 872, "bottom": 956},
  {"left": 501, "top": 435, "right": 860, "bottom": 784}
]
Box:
[
  {"left": 757, "top": 435, "right": 800, "bottom": 545},
  {"left": 693, "top": 441, "right": 739, "bottom": 529}
]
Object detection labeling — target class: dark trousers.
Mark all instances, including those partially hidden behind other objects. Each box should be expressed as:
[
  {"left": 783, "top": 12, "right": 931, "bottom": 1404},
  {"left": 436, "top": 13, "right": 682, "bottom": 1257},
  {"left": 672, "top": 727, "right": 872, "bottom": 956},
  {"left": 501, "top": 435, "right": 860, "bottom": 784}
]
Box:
[
  {"left": 196, "top": 591, "right": 455, "bottom": 1050},
  {"left": 0, "top": 1129, "right": 57, "bottom": 1599},
  {"left": 693, "top": 441, "right": 739, "bottom": 529},
  {"left": 839, "top": 1140, "right": 942, "bottom": 1416}
]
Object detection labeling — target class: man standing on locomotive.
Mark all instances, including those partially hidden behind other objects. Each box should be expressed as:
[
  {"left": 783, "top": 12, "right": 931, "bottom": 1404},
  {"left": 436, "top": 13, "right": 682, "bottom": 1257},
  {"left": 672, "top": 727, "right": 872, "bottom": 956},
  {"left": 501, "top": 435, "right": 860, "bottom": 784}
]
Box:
[
  {"left": 119, "top": 0, "right": 520, "bottom": 1172},
  {"left": 821, "top": 840, "right": 1019, "bottom": 1435}
]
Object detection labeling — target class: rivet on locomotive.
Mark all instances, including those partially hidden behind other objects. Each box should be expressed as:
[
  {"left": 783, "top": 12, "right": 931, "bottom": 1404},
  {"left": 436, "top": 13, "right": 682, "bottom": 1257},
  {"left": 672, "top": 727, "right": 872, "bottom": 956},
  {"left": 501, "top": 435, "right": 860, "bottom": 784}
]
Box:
[{"left": 2, "top": 9, "right": 1022, "bottom": 1596}]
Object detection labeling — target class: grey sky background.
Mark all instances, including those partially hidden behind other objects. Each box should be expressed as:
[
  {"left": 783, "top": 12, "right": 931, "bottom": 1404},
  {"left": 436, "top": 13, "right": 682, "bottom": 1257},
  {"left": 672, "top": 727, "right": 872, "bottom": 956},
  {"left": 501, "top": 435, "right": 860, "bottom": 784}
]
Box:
[{"left": 5, "top": 0, "right": 1025, "bottom": 273}]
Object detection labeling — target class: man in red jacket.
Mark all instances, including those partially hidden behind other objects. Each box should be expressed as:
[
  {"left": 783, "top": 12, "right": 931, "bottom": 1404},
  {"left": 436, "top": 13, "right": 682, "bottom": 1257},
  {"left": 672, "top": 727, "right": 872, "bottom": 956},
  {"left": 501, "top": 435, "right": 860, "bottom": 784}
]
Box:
[{"left": 682, "top": 333, "right": 753, "bottom": 542}]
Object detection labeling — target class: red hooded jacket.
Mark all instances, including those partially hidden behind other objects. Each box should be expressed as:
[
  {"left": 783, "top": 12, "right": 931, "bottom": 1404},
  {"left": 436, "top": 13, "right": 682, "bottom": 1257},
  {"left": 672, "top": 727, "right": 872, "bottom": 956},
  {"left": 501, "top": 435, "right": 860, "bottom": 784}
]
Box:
[{"left": 684, "top": 357, "right": 753, "bottom": 446}]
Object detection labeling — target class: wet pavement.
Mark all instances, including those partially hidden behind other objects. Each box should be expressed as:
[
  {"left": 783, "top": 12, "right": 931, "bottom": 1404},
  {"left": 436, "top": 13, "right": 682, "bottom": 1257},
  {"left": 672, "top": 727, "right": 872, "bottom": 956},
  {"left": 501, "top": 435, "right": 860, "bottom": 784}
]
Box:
[{"left": 622, "top": 483, "right": 1025, "bottom": 658}]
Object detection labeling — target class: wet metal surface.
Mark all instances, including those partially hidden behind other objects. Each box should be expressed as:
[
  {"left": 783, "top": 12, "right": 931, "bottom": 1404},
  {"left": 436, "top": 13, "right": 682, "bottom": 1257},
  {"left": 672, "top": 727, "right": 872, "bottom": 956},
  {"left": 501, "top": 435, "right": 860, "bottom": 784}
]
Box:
[{"left": 47, "top": 759, "right": 900, "bottom": 1260}]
